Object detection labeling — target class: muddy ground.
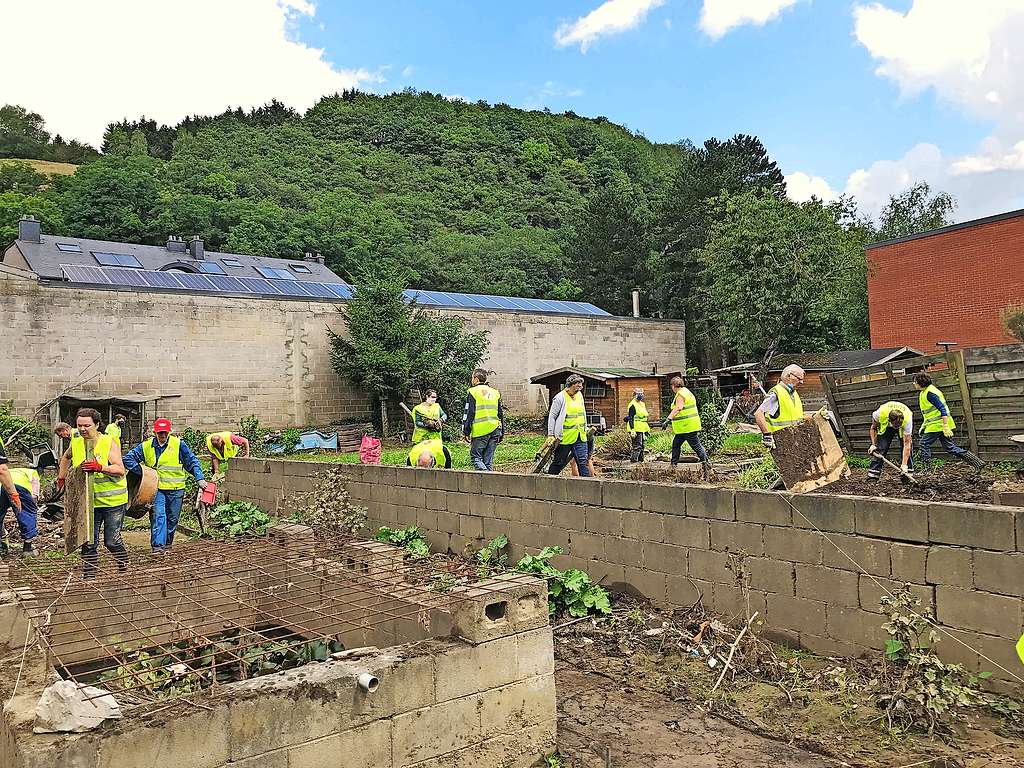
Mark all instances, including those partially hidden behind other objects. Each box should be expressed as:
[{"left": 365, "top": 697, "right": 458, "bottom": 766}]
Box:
[{"left": 811, "top": 465, "right": 998, "bottom": 504}]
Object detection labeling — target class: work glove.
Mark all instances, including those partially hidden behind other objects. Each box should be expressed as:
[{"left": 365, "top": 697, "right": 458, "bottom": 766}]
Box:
[
  {"left": 868, "top": 444, "right": 878, "bottom": 456},
  {"left": 197, "top": 480, "right": 209, "bottom": 490},
  {"left": 761, "top": 434, "right": 775, "bottom": 450},
  {"left": 942, "top": 427, "right": 954, "bottom": 438},
  {"left": 816, "top": 406, "right": 829, "bottom": 418},
  {"left": 56, "top": 477, "right": 66, "bottom": 492},
  {"left": 900, "top": 463, "right": 910, "bottom": 473},
  {"left": 81, "top": 460, "right": 103, "bottom": 473},
  {"left": 9, "top": 492, "right": 22, "bottom": 512}
]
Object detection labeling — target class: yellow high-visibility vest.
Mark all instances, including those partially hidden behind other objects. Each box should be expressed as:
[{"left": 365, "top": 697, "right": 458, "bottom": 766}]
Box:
[
  {"left": 105, "top": 423, "right": 121, "bottom": 443},
  {"left": 206, "top": 431, "right": 239, "bottom": 461},
  {"left": 877, "top": 401, "right": 912, "bottom": 434},
  {"left": 670, "top": 388, "right": 702, "bottom": 434},
  {"left": 627, "top": 398, "right": 650, "bottom": 434},
  {"left": 468, "top": 385, "right": 501, "bottom": 438},
  {"left": 764, "top": 384, "right": 803, "bottom": 433},
  {"left": 142, "top": 435, "right": 188, "bottom": 491},
  {"left": 411, "top": 402, "right": 442, "bottom": 444},
  {"left": 70, "top": 434, "right": 128, "bottom": 508},
  {"left": 9, "top": 467, "right": 39, "bottom": 494},
  {"left": 561, "top": 391, "right": 587, "bottom": 446},
  {"left": 919, "top": 385, "right": 956, "bottom": 434},
  {"left": 409, "top": 439, "right": 448, "bottom": 468}
]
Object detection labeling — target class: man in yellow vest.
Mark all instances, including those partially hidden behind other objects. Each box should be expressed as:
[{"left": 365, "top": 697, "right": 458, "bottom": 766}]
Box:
[
  {"left": 105, "top": 413, "right": 126, "bottom": 447},
  {"left": 57, "top": 408, "right": 129, "bottom": 575},
  {"left": 665, "top": 376, "right": 710, "bottom": 473},
  {"left": 411, "top": 389, "right": 447, "bottom": 444},
  {"left": 407, "top": 438, "right": 452, "bottom": 469},
  {"left": 867, "top": 401, "right": 914, "bottom": 480},
  {"left": 462, "top": 368, "right": 503, "bottom": 471},
  {"left": 547, "top": 374, "right": 592, "bottom": 477},
  {"left": 625, "top": 388, "right": 650, "bottom": 462},
  {"left": 124, "top": 418, "right": 208, "bottom": 551},
  {"left": 206, "top": 431, "right": 251, "bottom": 475},
  {"left": 0, "top": 434, "right": 37, "bottom": 558},
  {"left": 913, "top": 373, "right": 985, "bottom": 472},
  {"left": 755, "top": 364, "right": 806, "bottom": 449}
]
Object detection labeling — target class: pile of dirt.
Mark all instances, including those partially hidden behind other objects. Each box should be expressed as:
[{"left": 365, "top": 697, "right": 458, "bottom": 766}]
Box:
[{"left": 815, "top": 465, "right": 995, "bottom": 504}]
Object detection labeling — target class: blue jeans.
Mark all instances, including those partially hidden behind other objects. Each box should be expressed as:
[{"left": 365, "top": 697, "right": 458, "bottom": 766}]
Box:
[
  {"left": 868, "top": 429, "right": 913, "bottom": 478},
  {"left": 0, "top": 484, "right": 38, "bottom": 549},
  {"left": 152, "top": 488, "right": 185, "bottom": 549},
  {"left": 548, "top": 438, "right": 591, "bottom": 477},
  {"left": 671, "top": 432, "right": 708, "bottom": 464},
  {"left": 918, "top": 431, "right": 968, "bottom": 465},
  {"left": 82, "top": 504, "right": 128, "bottom": 576},
  {"left": 470, "top": 432, "right": 500, "bottom": 471}
]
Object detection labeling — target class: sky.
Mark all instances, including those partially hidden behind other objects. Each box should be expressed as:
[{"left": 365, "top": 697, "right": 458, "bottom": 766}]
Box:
[{"left": 3, "top": 0, "right": 1024, "bottom": 221}]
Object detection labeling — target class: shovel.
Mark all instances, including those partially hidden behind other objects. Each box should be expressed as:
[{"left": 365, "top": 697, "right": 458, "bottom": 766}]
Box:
[{"left": 868, "top": 446, "right": 919, "bottom": 484}]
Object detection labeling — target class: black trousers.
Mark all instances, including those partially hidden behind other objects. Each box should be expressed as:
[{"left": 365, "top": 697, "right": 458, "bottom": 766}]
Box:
[
  {"left": 868, "top": 428, "right": 913, "bottom": 478},
  {"left": 671, "top": 432, "right": 708, "bottom": 464}
]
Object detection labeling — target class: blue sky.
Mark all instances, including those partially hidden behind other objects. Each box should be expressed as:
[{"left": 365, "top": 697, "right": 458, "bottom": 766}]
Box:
[{"left": 6, "top": 0, "right": 1024, "bottom": 220}]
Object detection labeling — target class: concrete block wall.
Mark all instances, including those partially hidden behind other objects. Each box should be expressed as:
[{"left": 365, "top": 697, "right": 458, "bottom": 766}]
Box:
[{"left": 227, "top": 458, "right": 1024, "bottom": 691}]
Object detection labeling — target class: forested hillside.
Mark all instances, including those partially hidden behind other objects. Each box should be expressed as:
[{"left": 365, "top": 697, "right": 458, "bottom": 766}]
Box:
[{"left": 0, "top": 92, "right": 952, "bottom": 365}]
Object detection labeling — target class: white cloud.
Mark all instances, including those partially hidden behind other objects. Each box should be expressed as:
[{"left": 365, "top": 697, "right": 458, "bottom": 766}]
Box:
[
  {"left": 402, "top": 65, "right": 416, "bottom": 78},
  {"left": 523, "top": 82, "right": 585, "bottom": 110},
  {"left": 699, "top": 0, "right": 802, "bottom": 39},
  {"left": 0, "top": 0, "right": 379, "bottom": 146},
  {"left": 786, "top": 172, "right": 838, "bottom": 203},
  {"left": 554, "top": 0, "right": 666, "bottom": 52}
]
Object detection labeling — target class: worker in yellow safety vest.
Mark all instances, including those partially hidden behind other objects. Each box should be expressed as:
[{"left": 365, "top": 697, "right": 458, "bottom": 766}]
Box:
[
  {"left": 206, "top": 431, "right": 251, "bottom": 475},
  {"left": 57, "top": 407, "right": 129, "bottom": 576},
  {"left": 755, "top": 364, "right": 807, "bottom": 449},
  {"left": 104, "top": 413, "right": 126, "bottom": 447},
  {"left": 462, "top": 368, "right": 503, "bottom": 471},
  {"left": 867, "top": 401, "right": 914, "bottom": 480},
  {"left": 665, "top": 376, "right": 710, "bottom": 474},
  {"left": 407, "top": 438, "right": 452, "bottom": 469},
  {"left": 411, "top": 389, "right": 447, "bottom": 444},
  {"left": 913, "top": 373, "right": 985, "bottom": 472},
  {"left": 547, "top": 374, "right": 592, "bottom": 477},
  {"left": 123, "top": 418, "right": 208, "bottom": 552},
  {"left": 0, "top": 433, "right": 38, "bottom": 558},
  {"left": 625, "top": 388, "right": 650, "bottom": 462}
]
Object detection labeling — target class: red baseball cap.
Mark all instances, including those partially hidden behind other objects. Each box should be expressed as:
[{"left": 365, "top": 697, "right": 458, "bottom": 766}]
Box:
[{"left": 153, "top": 418, "right": 172, "bottom": 433}]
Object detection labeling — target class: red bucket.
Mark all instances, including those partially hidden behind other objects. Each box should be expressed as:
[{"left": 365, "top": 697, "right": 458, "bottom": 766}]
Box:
[{"left": 200, "top": 482, "right": 218, "bottom": 505}]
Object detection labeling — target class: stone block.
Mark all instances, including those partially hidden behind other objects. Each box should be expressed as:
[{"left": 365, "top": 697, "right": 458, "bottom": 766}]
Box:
[
  {"left": 288, "top": 721, "right": 392, "bottom": 768},
  {"left": 926, "top": 546, "right": 973, "bottom": 588},
  {"left": 800, "top": 634, "right": 866, "bottom": 659},
  {"left": 621, "top": 510, "right": 665, "bottom": 542},
  {"left": 973, "top": 551, "right": 1024, "bottom": 596},
  {"left": 517, "top": 627, "right": 556, "bottom": 678},
  {"left": 459, "top": 515, "right": 484, "bottom": 540},
  {"left": 532, "top": 475, "right": 568, "bottom": 502},
  {"left": 855, "top": 497, "right": 929, "bottom": 542},
  {"left": 98, "top": 704, "right": 230, "bottom": 768},
  {"left": 642, "top": 541, "right": 686, "bottom": 574},
  {"left": 550, "top": 503, "right": 586, "bottom": 531},
  {"left": 790, "top": 494, "right": 856, "bottom": 534},
  {"left": 734, "top": 490, "right": 792, "bottom": 526},
  {"left": 479, "top": 675, "right": 556, "bottom": 736},
  {"left": 929, "top": 502, "right": 1016, "bottom": 551},
  {"left": 586, "top": 558, "right": 626, "bottom": 587},
  {"left": 622, "top": 567, "right": 667, "bottom": 602},
  {"left": 564, "top": 477, "right": 602, "bottom": 505},
  {"left": 504, "top": 473, "right": 538, "bottom": 500},
  {"left": 667, "top": 574, "right": 712, "bottom": 606},
  {"left": 859, "top": 576, "right": 933, "bottom": 615},
  {"left": 569, "top": 531, "right": 609, "bottom": 561},
  {"left": 709, "top": 521, "right": 765, "bottom": 556},
  {"left": 663, "top": 516, "right": 709, "bottom": 548},
  {"left": 766, "top": 594, "right": 826, "bottom": 635},
  {"left": 602, "top": 480, "right": 643, "bottom": 510},
  {"left": 711, "top": 583, "right": 767, "bottom": 623},
  {"left": 641, "top": 483, "right": 685, "bottom": 516},
  {"left": 685, "top": 486, "right": 735, "bottom": 520},
  {"left": 521, "top": 500, "right": 553, "bottom": 526},
  {"left": 492, "top": 497, "right": 525, "bottom": 522},
  {"left": 822, "top": 534, "right": 891, "bottom": 577},
  {"left": 584, "top": 506, "right": 622, "bottom": 536},
  {"left": 795, "top": 565, "right": 859, "bottom": 606},
  {"left": 392, "top": 694, "right": 482, "bottom": 765},
  {"left": 890, "top": 543, "right": 928, "bottom": 583},
  {"left": 826, "top": 606, "right": 888, "bottom": 650},
  {"left": 745, "top": 557, "right": 795, "bottom": 595},
  {"left": 763, "top": 526, "right": 822, "bottom": 564},
  {"left": 935, "top": 586, "right": 1022, "bottom": 638},
  {"left": 687, "top": 548, "right": 733, "bottom": 584}
]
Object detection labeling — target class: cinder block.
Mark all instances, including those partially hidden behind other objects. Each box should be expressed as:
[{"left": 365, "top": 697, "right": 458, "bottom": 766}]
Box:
[
  {"left": 667, "top": 574, "right": 711, "bottom": 606},
  {"left": 564, "top": 476, "right": 602, "bottom": 505},
  {"left": 795, "top": 565, "right": 859, "bottom": 607},
  {"left": 532, "top": 475, "right": 568, "bottom": 502},
  {"left": 446, "top": 492, "right": 472, "bottom": 515},
  {"left": 789, "top": 494, "right": 856, "bottom": 534},
  {"left": 417, "top": 507, "right": 438, "bottom": 531},
  {"left": 98, "top": 704, "right": 230, "bottom": 768},
  {"left": 929, "top": 503, "right": 1016, "bottom": 550},
  {"left": 479, "top": 675, "right": 556, "bottom": 735},
  {"left": 287, "top": 721, "right": 392, "bottom": 768},
  {"left": 584, "top": 507, "right": 622, "bottom": 536},
  {"left": 709, "top": 521, "right": 764, "bottom": 556},
  {"left": 766, "top": 594, "right": 825, "bottom": 634},
  {"left": 602, "top": 480, "right": 643, "bottom": 510},
  {"left": 859, "top": 576, "right": 933, "bottom": 615},
  {"left": 800, "top": 633, "right": 866, "bottom": 659},
  {"left": 459, "top": 515, "right": 484, "bottom": 539},
  {"left": 763, "top": 526, "right": 822, "bottom": 565},
  {"left": 935, "top": 586, "right": 1022, "bottom": 638},
  {"left": 822, "top": 534, "right": 891, "bottom": 576},
  {"left": 436, "top": 511, "right": 459, "bottom": 534},
  {"left": 622, "top": 567, "right": 667, "bottom": 602},
  {"left": 641, "top": 483, "right": 685, "bottom": 516},
  {"left": 745, "top": 557, "right": 795, "bottom": 595},
  {"left": 517, "top": 627, "right": 556, "bottom": 678},
  {"left": 711, "top": 583, "right": 767, "bottom": 623},
  {"left": 642, "top": 541, "right": 686, "bottom": 574},
  {"left": 890, "top": 543, "right": 928, "bottom": 583},
  {"left": 826, "top": 605, "right": 888, "bottom": 650},
  {"left": 684, "top": 487, "right": 735, "bottom": 520},
  {"left": 621, "top": 510, "right": 665, "bottom": 542},
  {"left": 550, "top": 503, "right": 586, "bottom": 531},
  {"left": 855, "top": 497, "right": 929, "bottom": 542},
  {"left": 493, "top": 497, "right": 525, "bottom": 522},
  {"left": 973, "top": 551, "right": 1024, "bottom": 596},
  {"left": 504, "top": 473, "right": 538, "bottom": 500},
  {"left": 450, "top": 573, "right": 548, "bottom": 644},
  {"left": 734, "top": 490, "right": 792, "bottom": 526},
  {"left": 424, "top": 489, "right": 447, "bottom": 511},
  {"left": 521, "top": 500, "right": 553, "bottom": 526},
  {"left": 926, "top": 546, "right": 973, "bottom": 587},
  {"left": 663, "top": 516, "right": 709, "bottom": 548},
  {"left": 392, "top": 693, "right": 482, "bottom": 765},
  {"left": 586, "top": 558, "right": 626, "bottom": 587},
  {"left": 687, "top": 548, "right": 733, "bottom": 584},
  {"left": 569, "top": 531, "right": 609, "bottom": 561}
]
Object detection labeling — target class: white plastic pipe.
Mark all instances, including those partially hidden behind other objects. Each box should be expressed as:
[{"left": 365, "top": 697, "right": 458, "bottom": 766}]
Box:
[{"left": 357, "top": 672, "right": 379, "bottom": 693}]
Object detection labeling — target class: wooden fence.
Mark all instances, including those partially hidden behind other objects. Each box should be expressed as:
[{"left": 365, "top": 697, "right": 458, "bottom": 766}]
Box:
[{"left": 822, "top": 344, "right": 1024, "bottom": 463}]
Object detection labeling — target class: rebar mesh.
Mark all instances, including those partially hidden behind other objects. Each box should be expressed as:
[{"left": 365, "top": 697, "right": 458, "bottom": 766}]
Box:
[{"left": 7, "top": 527, "right": 540, "bottom": 709}]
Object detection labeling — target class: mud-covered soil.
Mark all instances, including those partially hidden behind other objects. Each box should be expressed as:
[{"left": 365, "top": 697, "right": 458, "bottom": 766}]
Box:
[{"left": 813, "top": 465, "right": 995, "bottom": 504}]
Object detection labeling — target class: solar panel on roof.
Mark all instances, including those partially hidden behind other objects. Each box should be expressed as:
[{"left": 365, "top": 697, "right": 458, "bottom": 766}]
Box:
[
  {"left": 327, "top": 283, "right": 354, "bottom": 299},
  {"left": 176, "top": 273, "right": 217, "bottom": 291},
  {"left": 92, "top": 252, "right": 142, "bottom": 268},
  {"left": 301, "top": 282, "right": 339, "bottom": 299},
  {"left": 207, "top": 275, "right": 249, "bottom": 293},
  {"left": 141, "top": 271, "right": 181, "bottom": 289},
  {"left": 61, "top": 264, "right": 111, "bottom": 284},
  {"left": 106, "top": 269, "right": 149, "bottom": 288},
  {"left": 271, "top": 280, "right": 310, "bottom": 297},
  {"left": 236, "top": 277, "right": 280, "bottom": 295}
]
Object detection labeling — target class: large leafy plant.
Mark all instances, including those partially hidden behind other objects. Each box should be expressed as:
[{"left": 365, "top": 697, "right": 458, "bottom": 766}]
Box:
[
  {"left": 374, "top": 525, "right": 430, "bottom": 559},
  {"left": 210, "top": 501, "right": 271, "bottom": 536},
  {"left": 515, "top": 546, "right": 611, "bottom": 617}
]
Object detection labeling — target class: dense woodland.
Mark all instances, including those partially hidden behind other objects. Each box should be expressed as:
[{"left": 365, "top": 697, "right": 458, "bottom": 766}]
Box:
[{"left": 0, "top": 93, "right": 954, "bottom": 367}]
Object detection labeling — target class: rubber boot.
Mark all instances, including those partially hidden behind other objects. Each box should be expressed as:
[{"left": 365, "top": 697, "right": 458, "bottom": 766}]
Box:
[
  {"left": 701, "top": 461, "right": 712, "bottom": 481},
  {"left": 962, "top": 450, "right": 986, "bottom": 473}
]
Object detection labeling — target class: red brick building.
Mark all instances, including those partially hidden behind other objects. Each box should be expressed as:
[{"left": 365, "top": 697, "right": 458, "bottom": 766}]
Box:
[{"left": 866, "top": 208, "right": 1024, "bottom": 350}]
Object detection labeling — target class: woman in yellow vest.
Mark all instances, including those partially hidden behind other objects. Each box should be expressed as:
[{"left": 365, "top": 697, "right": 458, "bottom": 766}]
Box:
[
  {"left": 913, "top": 373, "right": 986, "bottom": 472},
  {"left": 867, "top": 401, "right": 914, "bottom": 480},
  {"left": 56, "top": 408, "right": 129, "bottom": 575},
  {"left": 547, "top": 374, "right": 592, "bottom": 477},
  {"left": 124, "top": 418, "right": 208, "bottom": 551},
  {"left": 407, "top": 438, "right": 452, "bottom": 469},
  {"left": 665, "top": 376, "right": 709, "bottom": 471},
  {"left": 0, "top": 461, "right": 38, "bottom": 558},
  {"left": 625, "top": 388, "right": 650, "bottom": 462},
  {"left": 206, "top": 431, "right": 250, "bottom": 475},
  {"left": 411, "top": 389, "right": 448, "bottom": 444}
]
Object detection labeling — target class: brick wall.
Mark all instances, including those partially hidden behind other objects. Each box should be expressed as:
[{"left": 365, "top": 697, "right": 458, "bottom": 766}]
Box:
[
  {"left": 867, "top": 214, "right": 1024, "bottom": 350},
  {"left": 227, "top": 459, "right": 1024, "bottom": 692},
  {"left": 1, "top": 274, "right": 685, "bottom": 427}
]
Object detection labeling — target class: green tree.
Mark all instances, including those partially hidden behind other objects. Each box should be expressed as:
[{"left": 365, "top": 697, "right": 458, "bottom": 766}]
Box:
[
  {"left": 0, "top": 191, "right": 64, "bottom": 243},
  {"left": 874, "top": 181, "right": 955, "bottom": 241},
  {"left": 0, "top": 105, "right": 51, "bottom": 159},
  {"left": 0, "top": 162, "right": 47, "bottom": 194}
]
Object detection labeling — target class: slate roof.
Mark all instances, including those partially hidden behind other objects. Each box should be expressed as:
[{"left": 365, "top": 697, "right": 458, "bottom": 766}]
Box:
[
  {"left": 530, "top": 366, "right": 657, "bottom": 383},
  {"left": 767, "top": 347, "right": 923, "bottom": 372}
]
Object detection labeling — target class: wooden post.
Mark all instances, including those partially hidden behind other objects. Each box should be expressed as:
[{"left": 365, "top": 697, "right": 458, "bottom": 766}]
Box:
[
  {"left": 949, "top": 350, "right": 980, "bottom": 455},
  {"left": 822, "top": 373, "right": 852, "bottom": 449},
  {"left": 84, "top": 437, "right": 95, "bottom": 546}
]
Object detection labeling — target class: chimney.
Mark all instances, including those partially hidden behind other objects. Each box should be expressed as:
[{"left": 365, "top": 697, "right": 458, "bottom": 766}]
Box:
[
  {"left": 187, "top": 235, "right": 204, "bottom": 260},
  {"left": 631, "top": 289, "right": 641, "bottom": 318},
  {"left": 303, "top": 249, "right": 317, "bottom": 263},
  {"left": 166, "top": 235, "right": 187, "bottom": 254},
  {"left": 18, "top": 216, "right": 41, "bottom": 243},
  {"left": 316, "top": 251, "right": 325, "bottom": 265}
]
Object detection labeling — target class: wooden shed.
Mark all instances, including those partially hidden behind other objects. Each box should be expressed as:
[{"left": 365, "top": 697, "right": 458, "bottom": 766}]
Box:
[{"left": 529, "top": 366, "right": 665, "bottom": 430}]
